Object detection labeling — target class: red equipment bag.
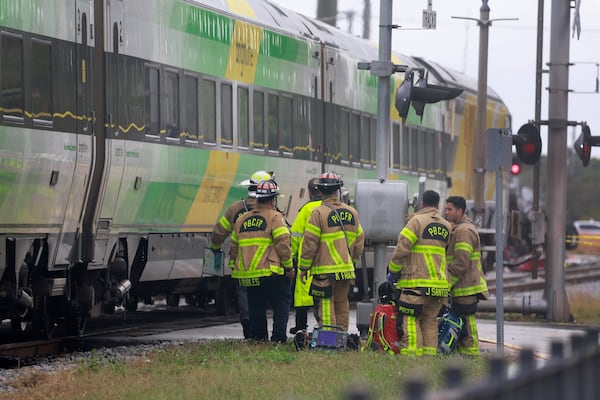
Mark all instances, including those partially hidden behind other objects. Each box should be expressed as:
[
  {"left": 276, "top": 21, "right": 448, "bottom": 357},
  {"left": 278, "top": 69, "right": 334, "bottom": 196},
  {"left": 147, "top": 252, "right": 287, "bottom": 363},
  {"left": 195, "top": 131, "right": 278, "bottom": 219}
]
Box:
[{"left": 362, "top": 303, "right": 401, "bottom": 355}]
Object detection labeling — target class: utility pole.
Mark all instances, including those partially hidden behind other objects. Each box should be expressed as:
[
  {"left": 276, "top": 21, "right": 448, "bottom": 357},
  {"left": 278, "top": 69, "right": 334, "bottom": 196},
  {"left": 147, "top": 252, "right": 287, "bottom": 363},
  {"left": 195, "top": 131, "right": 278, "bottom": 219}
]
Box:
[
  {"left": 317, "top": 0, "right": 338, "bottom": 27},
  {"left": 546, "top": 0, "right": 572, "bottom": 322},
  {"left": 362, "top": 0, "right": 371, "bottom": 39},
  {"left": 452, "top": 1, "right": 516, "bottom": 227},
  {"left": 474, "top": 1, "right": 490, "bottom": 227}
]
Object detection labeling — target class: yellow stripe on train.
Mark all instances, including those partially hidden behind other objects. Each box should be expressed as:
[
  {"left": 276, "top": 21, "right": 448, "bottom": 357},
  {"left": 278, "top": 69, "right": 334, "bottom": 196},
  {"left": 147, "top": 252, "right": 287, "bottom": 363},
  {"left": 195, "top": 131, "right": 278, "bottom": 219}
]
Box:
[
  {"left": 183, "top": 151, "right": 240, "bottom": 230},
  {"left": 225, "top": 20, "right": 263, "bottom": 84}
]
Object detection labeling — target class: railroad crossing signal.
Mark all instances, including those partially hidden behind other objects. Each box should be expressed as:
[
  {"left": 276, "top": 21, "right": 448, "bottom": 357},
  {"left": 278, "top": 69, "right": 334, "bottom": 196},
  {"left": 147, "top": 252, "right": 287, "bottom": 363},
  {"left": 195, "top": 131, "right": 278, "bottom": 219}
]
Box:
[
  {"left": 394, "top": 68, "right": 463, "bottom": 120},
  {"left": 511, "top": 154, "right": 522, "bottom": 175},
  {"left": 513, "top": 123, "right": 542, "bottom": 165},
  {"left": 573, "top": 123, "right": 600, "bottom": 167}
]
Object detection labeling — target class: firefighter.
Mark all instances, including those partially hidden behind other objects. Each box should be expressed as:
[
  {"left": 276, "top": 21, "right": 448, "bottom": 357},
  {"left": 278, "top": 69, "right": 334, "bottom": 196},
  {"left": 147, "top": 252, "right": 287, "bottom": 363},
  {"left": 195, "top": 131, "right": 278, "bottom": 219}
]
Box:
[
  {"left": 230, "top": 179, "right": 294, "bottom": 343},
  {"left": 299, "top": 172, "right": 365, "bottom": 331},
  {"left": 209, "top": 170, "right": 272, "bottom": 339},
  {"left": 444, "top": 196, "right": 489, "bottom": 357},
  {"left": 289, "top": 177, "right": 322, "bottom": 334},
  {"left": 388, "top": 190, "right": 451, "bottom": 355}
]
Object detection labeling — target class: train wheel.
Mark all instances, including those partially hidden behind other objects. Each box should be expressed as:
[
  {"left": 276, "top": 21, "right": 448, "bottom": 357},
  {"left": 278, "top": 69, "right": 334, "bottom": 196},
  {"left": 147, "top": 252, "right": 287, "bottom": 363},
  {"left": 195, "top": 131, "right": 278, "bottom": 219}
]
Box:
[
  {"left": 166, "top": 294, "right": 180, "bottom": 307},
  {"left": 10, "top": 311, "right": 33, "bottom": 336},
  {"left": 143, "top": 295, "right": 154, "bottom": 305},
  {"left": 66, "top": 310, "right": 87, "bottom": 337},
  {"left": 32, "top": 296, "right": 58, "bottom": 340},
  {"left": 184, "top": 294, "right": 197, "bottom": 307},
  {"left": 125, "top": 295, "right": 139, "bottom": 312}
]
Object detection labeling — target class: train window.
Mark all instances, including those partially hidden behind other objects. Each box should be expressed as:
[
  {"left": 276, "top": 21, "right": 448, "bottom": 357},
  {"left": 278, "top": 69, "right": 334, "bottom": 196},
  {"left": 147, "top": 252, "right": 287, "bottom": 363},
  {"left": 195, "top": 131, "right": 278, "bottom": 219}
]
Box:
[
  {"left": 221, "top": 82, "right": 232, "bottom": 146},
  {"left": 1, "top": 33, "right": 24, "bottom": 122},
  {"left": 433, "top": 131, "right": 443, "bottom": 174},
  {"left": 183, "top": 74, "right": 198, "bottom": 141},
  {"left": 165, "top": 71, "right": 179, "bottom": 139},
  {"left": 253, "top": 90, "right": 265, "bottom": 149},
  {"left": 53, "top": 43, "right": 76, "bottom": 133},
  {"left": 293, "top": 95, "right": 310, "bottom": 159},
  {"left": 350, "top": 112, "right": 360, "bottom": 164},
  {"left": 335, "top": 108, "right": 349, "bottom": 163},
  {"left": 31, "top": 39, "right": 52, "bottom": 126},
  {"left": 427, "top": 130, "right": 434, "bottom": 173},
  {"left": 201, "top": 79, "right": 216, "bottom": 143},
  {"left": 280, "top": 95, "right": 292, "bottom": 153},
  {"left": 392, "top": 123, "right": 400, "bottom": 169},
  {"left": 401, "top": 124, "right": 410, "bottom": 171},
  {"left": 360, "top": 115, "right": 370, "bottom": 164},
  {"left": 238, "top": 86, "right": 249, "bottom": 148},
  {"left": 268, "top": 93, "right": 279, "bottom": 152},
  {"left": 370, "top": 117, "right": 377, "bottom": 166},
  {"left": 417, "top": 127, "right": 426, "bottom": 173},
  {"left": 144, "top": 65, "right": 160, "bottom": 135}
]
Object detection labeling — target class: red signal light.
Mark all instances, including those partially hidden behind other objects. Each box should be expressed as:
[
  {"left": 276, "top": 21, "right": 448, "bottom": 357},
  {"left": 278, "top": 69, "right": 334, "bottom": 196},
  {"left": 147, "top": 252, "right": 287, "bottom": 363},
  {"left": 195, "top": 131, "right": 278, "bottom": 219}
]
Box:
[{"left": 511, "top": 162, "right": 521, "bottom": 175}]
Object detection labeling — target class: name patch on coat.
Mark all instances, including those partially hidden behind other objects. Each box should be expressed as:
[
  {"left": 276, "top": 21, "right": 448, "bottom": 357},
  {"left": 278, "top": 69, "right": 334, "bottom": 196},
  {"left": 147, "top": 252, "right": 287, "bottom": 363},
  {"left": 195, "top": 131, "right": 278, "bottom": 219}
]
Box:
[
  {"left": 327, "top": 209, "right": 356, "bottom": 227},
  {"left": 240, "top": 216, "right": 267, "bottom": 232},
  {"left": 423, "top": 222, "right": 449, "bottom": 242}
]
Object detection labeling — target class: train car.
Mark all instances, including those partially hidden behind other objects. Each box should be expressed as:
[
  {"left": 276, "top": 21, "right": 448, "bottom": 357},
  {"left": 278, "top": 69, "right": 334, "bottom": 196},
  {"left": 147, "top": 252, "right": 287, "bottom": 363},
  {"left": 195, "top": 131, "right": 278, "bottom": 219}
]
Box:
[{"left": 0, "top": 0, "right": 510, "bottom": 338}]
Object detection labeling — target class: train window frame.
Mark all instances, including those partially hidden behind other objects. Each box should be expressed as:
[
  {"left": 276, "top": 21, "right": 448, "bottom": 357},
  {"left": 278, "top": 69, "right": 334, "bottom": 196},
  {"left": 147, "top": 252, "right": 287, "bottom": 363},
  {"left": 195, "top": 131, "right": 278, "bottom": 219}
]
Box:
[
  {"left": 31, "top": 38, "right": 53, "bottom": 127},
  {"left": 400, "top": 123, "right": 409, "bottom": 172},
  {"left": 336, "top": 107, "right": 350, "bottom": 165},
  {"left": 0, "top": 32, "right": 25, "bottom": 124},
  {"left": 252, "top": 89, "right": 265, "bottom": 152},
  {"left": 349, "top": 111, "right": 360, "bottom": 166},
  {"left": 144, "top": 64, "right": 160, "bottom": 139},
  {"left": 165, "top": 69, "right": 180, "bottom": 142},
  {"left": 360, "top": 114, "right": 370, "bottom": 165},
  {"left": 267, "top": 92, "right": 279, "bottom": 154},
  {"left": 220, "top": 81, "right": 233, "bottom": 147},
  {"left": 369, "top": 117, "right": 377, "bottom": 168},
  {"left": 201, "top": 78, "right": 216, "bottom": 145},
  {"left": 392, "top": 122, "right": 400, "bottom": 169},
  {"left": 280, "top": 94, "right": 293, "bottom": 156},
  {"left": 416, "top": 127, "right": 426, "bottom": 174},
  {"left": 183, "top": 73, "right": 199, "bottom": 144},
  {"left": 292, "top": 94, "right": 313, "bottom": 161},
  {"left": 237, "top": 85, "right": 249, "bottom": 149}
]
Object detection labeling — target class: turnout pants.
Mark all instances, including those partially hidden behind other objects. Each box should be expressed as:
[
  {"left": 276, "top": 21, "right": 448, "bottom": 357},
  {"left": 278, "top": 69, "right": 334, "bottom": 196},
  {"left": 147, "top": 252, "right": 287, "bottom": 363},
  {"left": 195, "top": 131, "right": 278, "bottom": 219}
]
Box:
[
  {"left": 398, "top": 292, "right": 447, "bottom": 355},
  {"left": 247, "top": 274, "right": 291, "bottom": 343},
  {"left": 315, "top": 278, "right": 351, "bottom": 331},
  {"left": 451, "top": 295, "right": 480, "bottom": 357}
]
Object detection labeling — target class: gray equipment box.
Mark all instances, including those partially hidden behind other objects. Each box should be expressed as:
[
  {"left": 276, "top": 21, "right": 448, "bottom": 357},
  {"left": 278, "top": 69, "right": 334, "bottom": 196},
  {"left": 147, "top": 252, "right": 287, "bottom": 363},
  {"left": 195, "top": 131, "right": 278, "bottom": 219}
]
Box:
[{"left": 355, "top": 180, "right": 409, "bottom": 242}]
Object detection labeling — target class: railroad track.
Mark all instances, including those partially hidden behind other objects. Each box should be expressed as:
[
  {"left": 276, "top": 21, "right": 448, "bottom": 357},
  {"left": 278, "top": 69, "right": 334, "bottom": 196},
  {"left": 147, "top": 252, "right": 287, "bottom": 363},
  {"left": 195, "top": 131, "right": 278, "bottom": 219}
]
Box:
[
  {"left": 487, "top": 264, "right": 600, "bottom": 294},
  {"left": 0, "top": 305, "right": 239, "bottom": 368}
]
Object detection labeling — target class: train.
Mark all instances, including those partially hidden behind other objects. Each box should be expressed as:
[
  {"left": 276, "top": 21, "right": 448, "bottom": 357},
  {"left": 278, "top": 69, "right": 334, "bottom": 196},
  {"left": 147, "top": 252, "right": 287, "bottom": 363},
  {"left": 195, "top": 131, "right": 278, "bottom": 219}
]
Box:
[{"left": 0, "top": 0, "right": 510, "bottom": 338}]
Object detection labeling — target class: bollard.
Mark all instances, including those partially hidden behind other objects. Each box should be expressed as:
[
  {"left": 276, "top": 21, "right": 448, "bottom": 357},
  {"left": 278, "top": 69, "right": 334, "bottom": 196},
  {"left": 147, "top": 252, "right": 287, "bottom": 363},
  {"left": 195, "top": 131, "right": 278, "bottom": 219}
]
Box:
[
  {"left": 405, "top": 377, "right": 426, "bottom": 400},
  {"left": 550, "top": 340, "right": 564, "bottom": 361},
  {"left": 488, "top": 355, "right": 507, "bottom": 381},
  {"left": 443, "top": 363, "right": 464, "bottom": 390},
  {"left": 518, "top": 348, "right": 535, "bottom": 373},
  {"left": 571, "top": 334, "right": 585, "bottom": 356}
]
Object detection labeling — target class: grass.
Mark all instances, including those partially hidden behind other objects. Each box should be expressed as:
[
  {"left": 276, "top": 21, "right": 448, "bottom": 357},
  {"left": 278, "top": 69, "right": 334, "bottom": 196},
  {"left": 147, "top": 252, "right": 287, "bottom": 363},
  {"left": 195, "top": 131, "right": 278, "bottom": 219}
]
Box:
[
  {"left": 0, "top": 341, "right": 488, "bottom": 400},
  {"left": 2, "top": 293, "right": 598, "bottom": 400}
]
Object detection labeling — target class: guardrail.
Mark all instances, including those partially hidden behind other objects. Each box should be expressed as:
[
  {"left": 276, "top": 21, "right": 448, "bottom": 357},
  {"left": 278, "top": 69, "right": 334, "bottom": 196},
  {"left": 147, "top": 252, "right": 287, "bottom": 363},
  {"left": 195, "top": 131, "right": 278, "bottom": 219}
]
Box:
[{"left": 345, "top": 329, "right": 599, "bottom": 400}]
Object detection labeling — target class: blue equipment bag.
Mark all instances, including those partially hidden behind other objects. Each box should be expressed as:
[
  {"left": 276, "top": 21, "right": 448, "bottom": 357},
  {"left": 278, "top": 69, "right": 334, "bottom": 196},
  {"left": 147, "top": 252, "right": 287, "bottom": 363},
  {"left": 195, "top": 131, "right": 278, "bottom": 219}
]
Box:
[
  {"left": 438, "top": 311, "right": 464, "bottom": 354},
  {"left": 310, "top": 325, "right": 348, "bottom": 351}
]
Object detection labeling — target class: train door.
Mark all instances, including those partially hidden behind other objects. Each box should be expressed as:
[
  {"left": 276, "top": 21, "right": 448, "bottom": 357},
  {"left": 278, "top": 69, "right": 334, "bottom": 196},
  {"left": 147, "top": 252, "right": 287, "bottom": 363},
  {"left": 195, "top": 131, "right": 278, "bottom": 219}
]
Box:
[{"left": 53, "top": 0, "right": 95, "bottom": 266}]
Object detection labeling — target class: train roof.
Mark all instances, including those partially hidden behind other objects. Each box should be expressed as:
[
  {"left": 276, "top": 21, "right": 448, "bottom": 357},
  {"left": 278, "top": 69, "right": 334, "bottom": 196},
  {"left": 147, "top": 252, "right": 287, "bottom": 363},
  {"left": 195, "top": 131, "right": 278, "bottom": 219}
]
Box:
[{"left": 190, "top": 0, "right": 504, "bottom": 103}]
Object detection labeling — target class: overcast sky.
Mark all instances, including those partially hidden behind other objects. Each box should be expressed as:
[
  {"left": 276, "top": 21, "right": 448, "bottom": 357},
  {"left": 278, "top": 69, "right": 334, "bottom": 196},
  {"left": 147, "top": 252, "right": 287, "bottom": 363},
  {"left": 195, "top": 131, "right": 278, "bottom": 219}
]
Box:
[{"left": 274, "top": 0, "right": 600, "bottom": 154}]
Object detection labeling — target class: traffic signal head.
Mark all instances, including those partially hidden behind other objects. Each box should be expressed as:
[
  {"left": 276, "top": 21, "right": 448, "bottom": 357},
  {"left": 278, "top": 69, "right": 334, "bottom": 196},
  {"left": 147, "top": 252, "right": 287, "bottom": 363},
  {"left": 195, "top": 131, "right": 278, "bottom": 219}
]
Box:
[
  {"left": 513, "top": 123, "right": 542, "bottom": 165},
  {"left": 574, "top": 124, "right": 592, "bottom": 167},
  {"left": 394, "top": 68, "right": 463, "bottom": 120},
  {"left": 511, "top": 154, "right": 522, "bottom": 175}
]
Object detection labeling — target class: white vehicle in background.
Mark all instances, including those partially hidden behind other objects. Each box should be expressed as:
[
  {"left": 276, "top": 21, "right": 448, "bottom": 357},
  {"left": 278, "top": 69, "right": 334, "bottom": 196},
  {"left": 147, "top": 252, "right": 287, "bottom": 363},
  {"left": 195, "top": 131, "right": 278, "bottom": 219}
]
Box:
[{"left": 566, "top": 220, "right": 600, "bottom": 252}]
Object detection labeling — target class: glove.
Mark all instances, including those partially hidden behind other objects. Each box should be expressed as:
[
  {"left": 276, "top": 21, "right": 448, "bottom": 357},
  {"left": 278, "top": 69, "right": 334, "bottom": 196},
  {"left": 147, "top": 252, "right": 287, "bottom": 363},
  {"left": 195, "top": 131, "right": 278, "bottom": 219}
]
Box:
[
  {"left": 387, "top": 271, "right": 401, "bottom": 283},
  {"left": 299, "top": 269, "right": 308, "bottom": 284},
  {"left": 210, "top": 247, "right": 223, "bottom": 255}
]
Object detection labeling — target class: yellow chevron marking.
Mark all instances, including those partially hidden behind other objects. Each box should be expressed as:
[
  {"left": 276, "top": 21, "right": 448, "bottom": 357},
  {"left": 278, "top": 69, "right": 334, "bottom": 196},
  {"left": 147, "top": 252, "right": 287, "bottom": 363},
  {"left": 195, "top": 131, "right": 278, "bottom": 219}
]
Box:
[
  {"left": 226, "top": 0, "right": 256, "bottom": 18},
  {"left": 183, "top": 151, "right": 240, "bottom": 229},
  {"left": 225, "top": 20, "right": 263, "bottom": 84}
]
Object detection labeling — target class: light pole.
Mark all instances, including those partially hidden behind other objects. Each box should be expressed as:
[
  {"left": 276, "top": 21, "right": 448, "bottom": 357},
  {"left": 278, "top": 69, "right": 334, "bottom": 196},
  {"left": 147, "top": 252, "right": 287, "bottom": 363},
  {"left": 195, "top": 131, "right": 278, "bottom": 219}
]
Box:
[{"left": 452, "top": 1, "right": 517, "bottom": 227}]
